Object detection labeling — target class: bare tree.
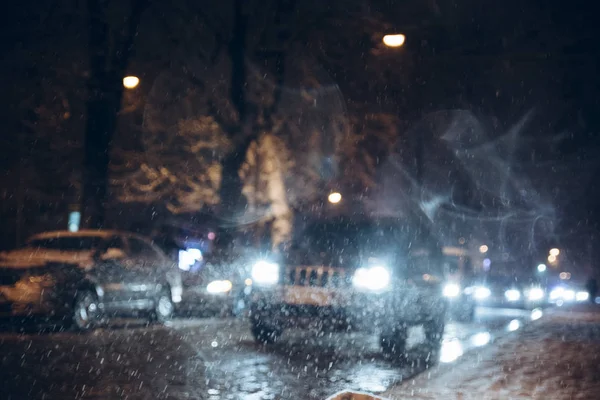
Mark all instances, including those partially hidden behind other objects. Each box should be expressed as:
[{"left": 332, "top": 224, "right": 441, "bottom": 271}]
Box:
[
  {"left": 82, "top": 0, "right": 150, "bottom": 228},
  {"left": 108, "top": 0, "right": 423, "bottom": 248}
]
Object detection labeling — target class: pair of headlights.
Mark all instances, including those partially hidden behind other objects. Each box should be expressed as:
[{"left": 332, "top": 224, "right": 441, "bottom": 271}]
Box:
[
  {"left": 506, "top": 287, "right": 545, "bottom": 302},
  {"left": 443, "top": 283, "right": 488, "bottom": 299},
  {"left": 444, "top": 284, "right": 494, "bottom": 300},
  {"left": 443, "top": 285, "right": 545, "bottom": 302},
  {"left": 250, "top": 261, "right": 391, "bottom": 291},
  {"left": 549, "top": 287, "right": 589, "bottom": 302}
]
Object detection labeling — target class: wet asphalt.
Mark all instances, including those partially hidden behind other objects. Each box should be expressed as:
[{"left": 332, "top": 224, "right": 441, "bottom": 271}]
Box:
[{"left": 0, "top": 307, "right": 538, "bottom": 400}]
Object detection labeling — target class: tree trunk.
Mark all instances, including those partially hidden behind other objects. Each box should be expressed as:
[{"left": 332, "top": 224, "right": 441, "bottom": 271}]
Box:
[
  {"left": 82, "top": 90, "right": 121, "bottom": 228},
  {"left": 218, "top": 134, "right": 256, "bottom": 220},
  {"left": 81, "top": 0, "right": 147, "bottom": 228},
  {"left": 217, "top": 0, "right": 251, "bottom": 222}
]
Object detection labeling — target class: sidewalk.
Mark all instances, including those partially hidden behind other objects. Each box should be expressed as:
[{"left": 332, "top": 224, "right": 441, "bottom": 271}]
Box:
[{"left": 385, "top": 304, "right": 600, "bottom": 400}]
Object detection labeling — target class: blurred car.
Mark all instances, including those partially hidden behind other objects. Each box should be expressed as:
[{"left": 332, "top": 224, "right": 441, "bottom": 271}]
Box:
[
  {"left": 179, "top": 260, "right": 251, "bottom": 317},
  {"left": 442, "top": 281, "right": 477, "bottom": 322},
  {"left": 467, "top": 276, "right": 546, "bottom": 309},
  {"left": 0, "top": 258, "right": 177, "bottom": 329},
  {"left": 0, "top": 230, "right": 182, "bottom": 309},
  {"left": 249, "top": 218, "right": 449, "bottom": 357},
  {"left": 547, "top": 284, "right": 591, "bottom": 306}
]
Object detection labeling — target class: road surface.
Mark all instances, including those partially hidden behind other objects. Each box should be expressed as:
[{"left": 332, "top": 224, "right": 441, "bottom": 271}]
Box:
[{"left": 0, "top": 307, "right": 540, "bottom": 399}]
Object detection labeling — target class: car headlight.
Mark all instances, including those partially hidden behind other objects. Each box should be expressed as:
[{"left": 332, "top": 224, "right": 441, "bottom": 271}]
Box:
[
  {"left": 576, "top": 291, "right": 589, "bottom": 302},
  {"left": 251, "top": 261, "right": 280, "bottom": 286},
  {"left": 550, "top": 287, "right": 564, "bottom": 300},
  {"left": 563, "top": 289, "right": 575, "bottom": 301},
  {"left": 206, "top": 280, "right": 233, "bottom": 294},
  {"left": 352, "top": 266, "right": 390, "bottom": 291},
  {"left": 474, "top": 286, "right": 491, "bottom": 300},
  {"left": 443, "top": 283, "right": 461, "bottom": 298},
  {"left": 527, "top": 287, "right": 544, "bottom": 301},
  {"left": 505, "top": 289, "right": 521, "bottom": 301}
]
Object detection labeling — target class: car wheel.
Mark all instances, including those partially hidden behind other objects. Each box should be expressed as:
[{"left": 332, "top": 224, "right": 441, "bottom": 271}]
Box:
[
  {"left": 251, "top": 318, "right": 282, "bottom": 344},
  {"left": 232, "top": 290, "right": 248, "bottom": 317},
  {"left": 380, "top": 326, "right": 408, "bottom": 358},
  {"left": 151, "top": 289, "right": 174, "bottom": 324},
  {"left": 424, "top": 319, "right": 445, "bottom": 348},
  {"left": 72, "top": 291, "right": 99, "bottom": 331},
  {"left": 457, "top": 304, "right": 476, "bottom": 323}
]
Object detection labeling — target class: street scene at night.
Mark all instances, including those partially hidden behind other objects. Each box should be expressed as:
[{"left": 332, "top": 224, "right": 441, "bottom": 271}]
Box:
[{"left": 2, "top": 0, "right": 600, "bottom": 399}]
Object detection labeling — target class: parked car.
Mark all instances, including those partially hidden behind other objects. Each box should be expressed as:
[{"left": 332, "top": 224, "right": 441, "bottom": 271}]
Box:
[
  {"left": 0, "top": 257, "right": 177, "bottom": 329},
  {"left": 0, "top": 230, "right": 183, "bottom": 326},
  {"left": 249, "top": 218, "right": 449, "bottom": 357}
]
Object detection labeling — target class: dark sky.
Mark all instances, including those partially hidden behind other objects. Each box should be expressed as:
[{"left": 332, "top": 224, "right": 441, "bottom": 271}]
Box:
[{"left": 0, "top": 0, "right": 599, "bottom": 259}]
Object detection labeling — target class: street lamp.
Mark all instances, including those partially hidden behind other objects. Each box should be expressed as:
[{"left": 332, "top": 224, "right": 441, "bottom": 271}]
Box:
[
  {"left": 479, "top": 245, "right": 489, "bottom": 254},
  {"left": 549, "top": 248, "right": 560, "bottom": 257},
  {"left": 123, "top": 76, "right": 140, "bottom": 89},
  {"left": 328, "top": 192, "right": 342, "bottom": 204},
  {"left": 383, "top": 34, "right": 406, "bottom": 48},
  {"left": 548, "top": 254, "right": 557, "bottom": 263}
]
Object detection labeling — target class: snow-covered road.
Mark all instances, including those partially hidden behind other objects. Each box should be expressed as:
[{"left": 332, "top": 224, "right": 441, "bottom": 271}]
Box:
[{"left": 385, "top": 304, "right": 600, "bottom": 400}]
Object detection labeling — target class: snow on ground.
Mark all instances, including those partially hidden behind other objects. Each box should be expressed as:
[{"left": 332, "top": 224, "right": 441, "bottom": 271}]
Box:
[{"left": 385, "top": 304, "right": 600, "bottom": 400}]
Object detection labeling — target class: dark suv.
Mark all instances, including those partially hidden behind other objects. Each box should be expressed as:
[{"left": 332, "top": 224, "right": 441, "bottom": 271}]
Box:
[{"left": 249, "top": 218, "right": 448, "bottom": 357}]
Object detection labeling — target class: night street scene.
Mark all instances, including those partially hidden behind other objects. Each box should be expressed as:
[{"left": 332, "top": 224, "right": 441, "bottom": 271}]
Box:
[{"left": 2, "top": 0, "right": 600, "bottom": 399}]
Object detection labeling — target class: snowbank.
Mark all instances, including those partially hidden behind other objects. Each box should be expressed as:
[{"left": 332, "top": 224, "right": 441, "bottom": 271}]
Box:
[{"left": 385, "top": 305, "right": 600, "bottom": 400}]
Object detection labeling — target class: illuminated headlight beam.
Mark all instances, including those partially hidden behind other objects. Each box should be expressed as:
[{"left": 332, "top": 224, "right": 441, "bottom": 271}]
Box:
[
  {"left": 443, "top": 283, "right": 461, "bottom": 298},
  {"left": 527, "top": 287, "right": 545, "bottom": 301},
  {"left": 563, "top": 290, "right": 575, "bottom": 301},
  {"left": 474, "top": 286, "right": 491, "bottom": 300},
  {"left": 251, "top": 261, "right": 280, "bottom": 286},
  {"left": 352, "top": 266, "right": 391, "bottom": 291},
  {"left": 206, "top": 280, "right": 233, "bottom": 294},
  {"left": 505, "top": 289, "right": 521, "bottom": 302},
  {"left": 576, "top": 291, "right": 590, "bottom": 302}
]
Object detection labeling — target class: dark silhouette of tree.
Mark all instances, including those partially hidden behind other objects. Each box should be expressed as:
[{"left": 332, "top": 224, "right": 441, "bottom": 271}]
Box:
[{"left": 82, "top": 0, "right": 150, "bottom": 228}]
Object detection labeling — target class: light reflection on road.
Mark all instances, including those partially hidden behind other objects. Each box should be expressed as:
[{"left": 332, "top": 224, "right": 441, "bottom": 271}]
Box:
[
  {"left": 440, "top": 338, "right": 464, "bottom": 363},
  {"left": 531, "top": 308, "right": 543, "bottom": 320},
  {"left": 470, "top": 331, "right": 491, "bottom": 347},
  {"left": 507, "top": 319, "right": 521, "bottom": 331},
  {"left": 438, "top": 307, "right": 544, "bottom": 364}
]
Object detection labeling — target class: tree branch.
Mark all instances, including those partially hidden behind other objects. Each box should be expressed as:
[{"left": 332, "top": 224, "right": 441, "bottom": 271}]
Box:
[{"left": 114, "top": 0, "right": 150, "bottom": 73}]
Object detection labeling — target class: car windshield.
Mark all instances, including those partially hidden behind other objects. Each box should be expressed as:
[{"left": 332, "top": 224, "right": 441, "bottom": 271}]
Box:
[
  {"left": 1, "top": 1, "right": 599, "bottom": 399},
  {"left": 27, "top": 236, "right": 105, "bottom": 251},
  {"left": 299, "top": 222, "right": 409, "bottom": 251}
]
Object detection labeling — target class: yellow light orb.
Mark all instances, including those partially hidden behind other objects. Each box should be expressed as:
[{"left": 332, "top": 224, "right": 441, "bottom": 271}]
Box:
[
  {"left": 328, "top": 192, "right": 342, "bottom": 204},
  {"left": 383, "top": 34, "right": 406, "bottom": 47},
  {"left": 123, "top": 76, "right": 140, "bottom": 89}
]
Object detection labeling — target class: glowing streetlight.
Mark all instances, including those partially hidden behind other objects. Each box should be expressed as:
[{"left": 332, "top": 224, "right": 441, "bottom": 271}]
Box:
[
  {"left": 328, "top": 192, "right": 342, "bottom": 204},
  {"left": 549, "top": 248, "right": 560, "bottom": 257},
  {"left": 479, "top": 245, "right": 489, "bottom": 254},
  {"left": 123, "top": 76, "right": 140, "bottom": 89},
  {"left": 548, "top": 254, "right": 557, "bottom": 263},
  {"left": 537, "top": 264, "right": 547, "bottom": 272},
  {"left": 383, "top": 34, "right": 406, "bottom": 48}
]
